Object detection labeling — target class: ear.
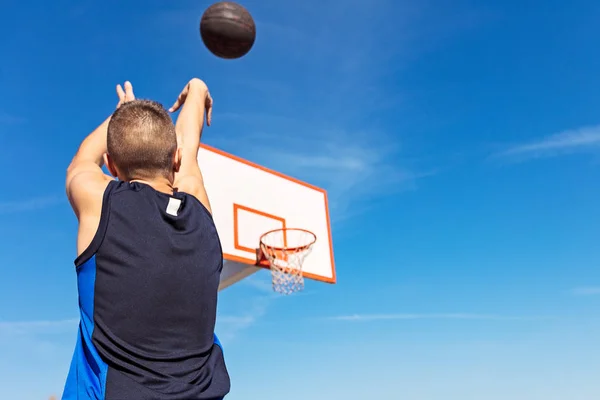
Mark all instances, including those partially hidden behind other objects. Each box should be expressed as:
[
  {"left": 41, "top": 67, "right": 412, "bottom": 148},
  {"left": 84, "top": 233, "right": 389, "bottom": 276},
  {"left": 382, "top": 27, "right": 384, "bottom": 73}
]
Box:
[
  {"left": 104, "top": 153, "right": 119, "bottom": 178},
  {"left": 173, "top": 147, "right": 183, "bottom": 173}
]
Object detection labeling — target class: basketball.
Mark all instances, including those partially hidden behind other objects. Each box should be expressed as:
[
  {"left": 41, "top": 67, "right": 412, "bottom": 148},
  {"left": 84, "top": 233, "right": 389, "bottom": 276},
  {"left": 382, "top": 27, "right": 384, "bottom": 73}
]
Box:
[{"left": 200, "top": 1, "right": 256, "bottom": 59}]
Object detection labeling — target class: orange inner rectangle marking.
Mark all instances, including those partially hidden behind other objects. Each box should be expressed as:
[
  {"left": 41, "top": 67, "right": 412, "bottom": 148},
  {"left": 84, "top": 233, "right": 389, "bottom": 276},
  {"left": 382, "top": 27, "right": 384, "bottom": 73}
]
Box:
[{"left": 233, "top": 204, "right": 287, "bottom": 254}]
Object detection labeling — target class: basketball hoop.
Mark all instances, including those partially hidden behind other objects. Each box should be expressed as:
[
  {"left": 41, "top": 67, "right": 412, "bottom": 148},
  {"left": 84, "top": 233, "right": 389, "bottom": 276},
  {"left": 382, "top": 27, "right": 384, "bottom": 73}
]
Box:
[{"left": 259, "top": 228, "right": 317, "bottom": 295}]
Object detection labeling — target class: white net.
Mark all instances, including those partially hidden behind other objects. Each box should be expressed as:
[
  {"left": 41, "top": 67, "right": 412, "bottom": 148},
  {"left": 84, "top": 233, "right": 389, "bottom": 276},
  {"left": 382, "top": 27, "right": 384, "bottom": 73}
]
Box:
[{"left": 259, "top": 229, "right": 316, "bottom": 295}]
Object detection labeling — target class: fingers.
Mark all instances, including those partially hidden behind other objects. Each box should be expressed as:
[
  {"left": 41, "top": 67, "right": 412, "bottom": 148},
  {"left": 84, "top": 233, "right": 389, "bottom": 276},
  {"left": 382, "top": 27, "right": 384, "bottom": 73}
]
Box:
[
  {"left": 116, "top": 82, "right": 134, "bottom": 108},
  {"left": 168, "top": 98, "right": 181, "bottom": 113},
  {"left": 116, "top": 84, "right": 125, "bottom": 101},
  {"left": 206, "top": 93, "right": 213, "bottom": 126},
  {"left": 124, "top": 81, "right": 135, "bottom": 101},
  {"left": 169, "top": 86, "right": 187, "bottom": 113}
]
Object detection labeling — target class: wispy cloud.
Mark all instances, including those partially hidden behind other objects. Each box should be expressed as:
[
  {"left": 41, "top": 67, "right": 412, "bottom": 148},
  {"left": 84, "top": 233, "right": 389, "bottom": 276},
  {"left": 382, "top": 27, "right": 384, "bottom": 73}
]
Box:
[
  {"left": 212, "top": 125, "right": 434, "bottom": 222},
  {"left": 492, "top": 125, "right": 600, "bottom": 162},
  {"left": 239, "top": 274, "right": 318, "bottom": 298},
  {"left": 0, "top": 112, "right": 25, "bottom": 125},
  {"left": 572, "top": 286, "right": 600, "bottom": 296},
  {"left": 0, "top": 318, "right": 78, "bottom": 336},
  {"left": 327, "top": 313, "right": 554, "bottom": 322},
  {"left": 240, "top": 275, "right": 275, "bottom": 294},
  {"left": 216, "top": 296, "right": 272, "bottom": 341},
  {"left": 0, "top": 195, "right": 64, "bottom": 215}
]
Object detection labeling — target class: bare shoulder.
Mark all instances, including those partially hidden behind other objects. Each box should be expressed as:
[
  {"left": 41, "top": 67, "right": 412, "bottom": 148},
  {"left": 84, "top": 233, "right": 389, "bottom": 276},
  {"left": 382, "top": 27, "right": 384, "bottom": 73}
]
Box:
[
  {"left": 66, "top": 169, "right": 113, "bottom": 256},
  {"left": 66, "top": 170, "right": 112, "bottom": 218},
  {"left": 174, "top": 174, "right": 212, "bottom": 214}
]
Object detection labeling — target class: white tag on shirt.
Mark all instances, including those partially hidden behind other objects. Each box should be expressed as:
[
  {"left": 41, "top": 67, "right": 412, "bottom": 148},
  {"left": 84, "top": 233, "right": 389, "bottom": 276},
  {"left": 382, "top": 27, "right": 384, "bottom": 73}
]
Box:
[{"left": 166, "top": 197, "right": 182, "bottom": 216}]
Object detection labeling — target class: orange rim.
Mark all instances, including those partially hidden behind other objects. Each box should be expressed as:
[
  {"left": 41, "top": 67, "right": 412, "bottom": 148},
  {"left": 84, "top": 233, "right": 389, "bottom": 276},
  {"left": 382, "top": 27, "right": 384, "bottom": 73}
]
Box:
[{"left": 259, "top": 228, "right": 317, "bottom": 253}]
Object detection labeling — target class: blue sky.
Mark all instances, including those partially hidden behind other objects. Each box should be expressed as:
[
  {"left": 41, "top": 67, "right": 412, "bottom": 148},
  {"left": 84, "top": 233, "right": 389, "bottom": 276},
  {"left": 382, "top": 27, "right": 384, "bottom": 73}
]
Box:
[{"left": 2, "top": 0, "right": 600, "bottom": 398}]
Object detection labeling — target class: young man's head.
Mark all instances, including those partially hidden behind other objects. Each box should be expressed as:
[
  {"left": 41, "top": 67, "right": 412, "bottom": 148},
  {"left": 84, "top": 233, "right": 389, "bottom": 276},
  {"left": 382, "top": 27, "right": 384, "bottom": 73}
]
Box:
[{"left": 106, "top": 100, "right": 180, "bottom": 182}]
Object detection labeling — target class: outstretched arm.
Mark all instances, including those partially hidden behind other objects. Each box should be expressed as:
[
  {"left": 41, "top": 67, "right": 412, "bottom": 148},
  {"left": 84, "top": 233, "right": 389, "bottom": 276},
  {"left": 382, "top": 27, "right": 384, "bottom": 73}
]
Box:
[
  {"left": 66, "top": 82, "right": 135, "bottom": 219},
  {"left": 170, "top": 78, "right": 214, "bottom": 212}
]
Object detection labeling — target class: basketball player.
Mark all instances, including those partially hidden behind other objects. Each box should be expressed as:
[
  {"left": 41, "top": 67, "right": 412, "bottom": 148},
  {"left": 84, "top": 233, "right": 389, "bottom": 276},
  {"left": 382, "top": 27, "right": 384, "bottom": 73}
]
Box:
[{"left": 62, "top": 79, "right": 230, "bottom": 399}]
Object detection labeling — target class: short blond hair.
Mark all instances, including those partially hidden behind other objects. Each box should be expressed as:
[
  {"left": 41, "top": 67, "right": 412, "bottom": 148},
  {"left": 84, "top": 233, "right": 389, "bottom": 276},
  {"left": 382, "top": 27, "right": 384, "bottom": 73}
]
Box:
[{"left": 107, "top": 100, "right": 177, "bottom": 180}]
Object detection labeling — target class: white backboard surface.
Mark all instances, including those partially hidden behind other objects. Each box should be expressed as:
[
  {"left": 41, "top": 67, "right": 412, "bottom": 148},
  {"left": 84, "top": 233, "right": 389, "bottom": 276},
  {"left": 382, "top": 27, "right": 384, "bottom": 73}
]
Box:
[{"left": 197, "top": 144, "right": 336, "bottom": 290}]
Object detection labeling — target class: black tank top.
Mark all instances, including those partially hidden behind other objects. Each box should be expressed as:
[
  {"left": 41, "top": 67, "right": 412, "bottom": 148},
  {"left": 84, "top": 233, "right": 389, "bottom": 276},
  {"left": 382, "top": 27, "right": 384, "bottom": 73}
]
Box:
[{"left": 62, "top": 180, "right": 230, "bottom": 400}]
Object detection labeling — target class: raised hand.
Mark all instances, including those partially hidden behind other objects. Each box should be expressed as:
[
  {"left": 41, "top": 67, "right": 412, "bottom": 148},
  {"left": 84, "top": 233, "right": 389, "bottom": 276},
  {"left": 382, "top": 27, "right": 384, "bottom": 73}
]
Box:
[{"left": 169, "top": 78, "right": 213, "bottom": 126}]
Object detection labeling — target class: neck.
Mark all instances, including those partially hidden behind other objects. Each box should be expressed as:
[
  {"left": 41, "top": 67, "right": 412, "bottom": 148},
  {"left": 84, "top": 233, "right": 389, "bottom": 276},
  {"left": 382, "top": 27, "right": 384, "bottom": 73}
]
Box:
[{"left": 129, "top": 177, "right": 174, "bottom": 194}]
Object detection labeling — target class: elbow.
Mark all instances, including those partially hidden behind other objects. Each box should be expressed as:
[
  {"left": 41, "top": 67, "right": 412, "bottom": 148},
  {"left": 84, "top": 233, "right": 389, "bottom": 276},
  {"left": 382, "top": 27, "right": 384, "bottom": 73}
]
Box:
[{"left": 66, "top": 158, "right": 79, "bottom": 178}]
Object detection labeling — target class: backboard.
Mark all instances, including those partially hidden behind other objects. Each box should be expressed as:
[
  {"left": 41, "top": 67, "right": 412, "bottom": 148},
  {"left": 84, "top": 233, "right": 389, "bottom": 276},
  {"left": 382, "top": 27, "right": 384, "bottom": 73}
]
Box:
[{"left": 196, "top": 144, "right": 336, "bottom": 291}]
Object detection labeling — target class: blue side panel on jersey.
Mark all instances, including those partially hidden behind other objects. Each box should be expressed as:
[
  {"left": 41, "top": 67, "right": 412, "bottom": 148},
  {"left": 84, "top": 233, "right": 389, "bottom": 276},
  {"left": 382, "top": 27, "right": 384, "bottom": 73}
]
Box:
[
  {"left": 214, "top": 333, "right": 224, "bottom": 355},
  {"left": 62, "top": 256, "right": 108, "bottom": 400}
]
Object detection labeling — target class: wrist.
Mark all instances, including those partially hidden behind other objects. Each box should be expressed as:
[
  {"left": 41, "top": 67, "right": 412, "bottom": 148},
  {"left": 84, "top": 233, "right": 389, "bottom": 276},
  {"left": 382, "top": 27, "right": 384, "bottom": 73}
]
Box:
[
  {"left": 187, "top": 91, "right": 207, "bottom": 110},
  {"left": 189, "top": 79, "right": 208, "bottom": 96}
]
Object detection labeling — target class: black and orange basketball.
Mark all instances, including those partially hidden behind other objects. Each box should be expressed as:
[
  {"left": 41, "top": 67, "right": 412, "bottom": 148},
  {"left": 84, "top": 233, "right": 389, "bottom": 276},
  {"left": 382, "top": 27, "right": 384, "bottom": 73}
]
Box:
[{"left": 200, "top": 2, "right": 256, "bottom": 59}]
